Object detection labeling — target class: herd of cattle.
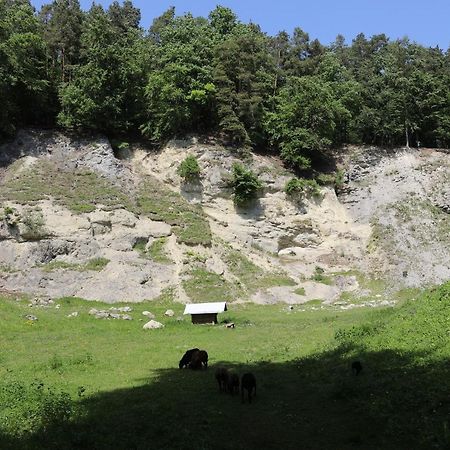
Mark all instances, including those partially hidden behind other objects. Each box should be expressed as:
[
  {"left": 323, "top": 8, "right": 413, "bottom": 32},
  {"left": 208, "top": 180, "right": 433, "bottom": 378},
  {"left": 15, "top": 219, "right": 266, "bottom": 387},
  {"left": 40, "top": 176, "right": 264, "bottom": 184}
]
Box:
[
  {"left": 178, "top": 348, "right": 257, "bottom": 403},
  {"left": 179, "top": 348, "right": 363, "bottom": 404}
]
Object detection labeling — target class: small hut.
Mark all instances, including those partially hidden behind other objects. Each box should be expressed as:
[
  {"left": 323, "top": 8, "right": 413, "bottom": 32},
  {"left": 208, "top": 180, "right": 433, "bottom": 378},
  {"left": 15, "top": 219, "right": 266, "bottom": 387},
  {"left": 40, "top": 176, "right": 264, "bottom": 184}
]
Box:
[{"left": 183, "top": 302, "right": 227, "bottom": 324}]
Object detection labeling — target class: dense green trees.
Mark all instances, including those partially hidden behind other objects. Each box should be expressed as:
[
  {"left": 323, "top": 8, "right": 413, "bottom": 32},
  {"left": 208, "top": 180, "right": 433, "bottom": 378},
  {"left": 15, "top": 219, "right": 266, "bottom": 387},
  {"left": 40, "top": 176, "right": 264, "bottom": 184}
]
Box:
[
  {"left": 39, "top": 0, "right": 83, "bottom": 82},
  {"left": 1, "top": 1, "right": 450, "bottom": 166},
  {"left": 265, "top": 75, "right": 349, "bottom": 169},
  {"left": 141, "top": 10, "right": 216, "bottom": 141},
  {"left": 57, "top": 3, "right": 147, "bottom": 133},
  {"left": 213, "top": 23, "right": 276, "bottom": 147},
  {"left": 0, "top": 0, "right": 51, "bottom": 137}
]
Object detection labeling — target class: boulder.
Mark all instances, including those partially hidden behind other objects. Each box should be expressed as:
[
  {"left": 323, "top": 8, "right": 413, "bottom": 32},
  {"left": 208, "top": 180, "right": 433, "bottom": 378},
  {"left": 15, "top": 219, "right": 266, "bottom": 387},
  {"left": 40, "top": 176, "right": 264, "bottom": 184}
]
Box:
[
  {"left": 143, "top": 319, "right": 164, "bottom": 330},
  {"left": 77, "top": 140, "right": 125, "bottom": 179},
  {"left": 164, "top": 309, "right": 174, "bottom": 317},
  {"left": 135, "top": 218, "right": 171, "bottom": 238},
  {"left": 67, "top": 312, "right": 78, "bottom": 318},
  {"left": 0, "top": 221, "right": 11, "bottom": 241},
  {"left": 31, "top": 240, "right": 74, "bottom": 264},
  {"left": 17, "top": 222, "right": 49, "bottom": 241},
  {"left": 88, "top": 211, "right": 112, "bottom": 236},
  {"left": 205, "top": 258, "right": 225, "bottom": 275},
  {"left": 109, "top": 306, "right": 132, "bottom": 313},
  {"left": 29, "top": 296, "right": 54, "bottom": 307},
  {"left": 142, "top": 311, "right": 155, "bottom": 319},
  {"left": 25, "top": 314, "right": 38, "bottom": 321},
  {"left": 110, "top": 209, "right": 137, "bottom": 228}
]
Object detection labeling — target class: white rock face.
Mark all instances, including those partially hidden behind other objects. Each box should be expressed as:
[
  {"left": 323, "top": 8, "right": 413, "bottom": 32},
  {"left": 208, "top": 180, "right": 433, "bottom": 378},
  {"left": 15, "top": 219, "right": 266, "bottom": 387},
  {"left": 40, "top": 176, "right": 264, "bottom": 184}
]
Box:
[
  {"left": 1, "top": 130, "right": 449, "bottom": 305},
  {"left": 143, "top": 319, "right": 164, "bottom": 329}
]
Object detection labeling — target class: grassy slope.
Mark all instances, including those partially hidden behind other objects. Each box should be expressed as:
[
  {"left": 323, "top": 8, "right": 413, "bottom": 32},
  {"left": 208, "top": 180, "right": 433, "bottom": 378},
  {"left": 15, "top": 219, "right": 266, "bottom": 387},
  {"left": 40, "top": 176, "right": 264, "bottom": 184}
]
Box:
[
  {"left": 137, "top": 179, "right": 212, "bottom": 246},
  {"left": 0, "top": 159, "right": 212, "bottom": 246},
  {"left": 0, "top": 160, "right": 133, "bottom": 214},
  {"left": 1, "top": 283, "right": 449, "bottom": 450}
]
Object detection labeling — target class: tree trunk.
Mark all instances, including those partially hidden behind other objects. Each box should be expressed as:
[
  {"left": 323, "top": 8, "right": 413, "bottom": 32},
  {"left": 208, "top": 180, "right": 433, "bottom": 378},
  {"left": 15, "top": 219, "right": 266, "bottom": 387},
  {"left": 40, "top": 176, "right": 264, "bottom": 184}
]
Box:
[{"left": 405, "top": 125, "right": 409, "bottom": 148}]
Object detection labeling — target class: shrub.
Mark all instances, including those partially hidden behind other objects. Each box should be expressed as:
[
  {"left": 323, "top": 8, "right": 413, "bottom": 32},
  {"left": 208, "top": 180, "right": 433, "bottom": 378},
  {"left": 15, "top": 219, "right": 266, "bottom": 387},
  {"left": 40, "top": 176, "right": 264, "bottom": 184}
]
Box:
[
  {"left": 311, "top": 266, "right": 333, "bottom": 285},
  {"left": 83, "top": 257, "right": 110, "bottom": 271},
  {"left": 0, "top": 380, "right": 75, "bottom": 437},
  {"left": 285, "top": 178, "right": 321, "bottom": 200},
  {"left": 230, "top": 163, "right": 263, "bottom": 206},
  {"left": 110, "top": 140, "right": 129, "bottom": 151},
  {"left": 177, "top": 155, "right": 201, "bottom": 182},
  {"left": 1, "top": 205, "right": 19, "bottom": 226},
  {"left": 316, "top": 170, "right": 345, "bottom": 189},
  {"left": 21, "top": 208, "right": 48, "bottom": 240},
  {"left": 4, "top": 206, "right": 15, "bottom": 216}
]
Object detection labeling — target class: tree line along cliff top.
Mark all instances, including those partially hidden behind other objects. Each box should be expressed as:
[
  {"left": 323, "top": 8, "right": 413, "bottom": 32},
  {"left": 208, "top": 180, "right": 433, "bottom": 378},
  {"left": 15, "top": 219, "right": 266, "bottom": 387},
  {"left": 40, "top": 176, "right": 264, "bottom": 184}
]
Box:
[{"left": 2, "top": 1, "right": 450, "bottom": 173}]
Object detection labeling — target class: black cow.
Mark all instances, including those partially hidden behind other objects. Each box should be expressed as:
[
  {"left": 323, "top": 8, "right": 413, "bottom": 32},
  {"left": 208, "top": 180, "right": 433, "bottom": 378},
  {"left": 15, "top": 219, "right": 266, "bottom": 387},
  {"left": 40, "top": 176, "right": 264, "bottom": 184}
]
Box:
[
  {"left": 241, "top": 373, "right": 256, "bottom": 403},
  {"left": 189, "top": 350, "right": 208, "bottom": 370},
  {"left": 179, "top": 348, "right": 199, "bottom": 369},
  {"left": 352, "top": 361, "right": 363, "bottom": 376},
  {"left": 227, "top": 372, "right": 239, "bottom": 395},
  {"left": 215, "top": 367, "right": 229, "bottom": 392}
]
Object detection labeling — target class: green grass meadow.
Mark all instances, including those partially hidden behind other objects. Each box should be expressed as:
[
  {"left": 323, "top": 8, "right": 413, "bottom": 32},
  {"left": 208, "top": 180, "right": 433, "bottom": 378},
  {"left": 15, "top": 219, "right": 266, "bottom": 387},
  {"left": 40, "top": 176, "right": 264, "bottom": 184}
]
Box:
[{"left": 1, "top": 283, "right": 450, "bottom": 449}]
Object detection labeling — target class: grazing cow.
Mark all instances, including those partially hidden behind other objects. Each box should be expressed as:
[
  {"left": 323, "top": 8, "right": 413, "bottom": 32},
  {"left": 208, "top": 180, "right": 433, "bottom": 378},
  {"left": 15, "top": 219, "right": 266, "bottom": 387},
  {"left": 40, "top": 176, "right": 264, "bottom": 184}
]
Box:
[
  {"left": 241, "top": 373, "right": 256, "bottom": 403},
  {"left": 215, "top": 367, "right": 229, "bottom": 392},
  {"left": 198, "top": 350, "right": 208, "bottom": 369},
  {"left": 179, "top": 348, "right": 199, "bottom": 369},
  {"left": 189, "top": 350, "right": 209, "bottom": 370},
  {"left": 352, "top": 361, "right": 363, "bottom": 376},
  {"left": 227, "top": 372, "right": 239, "bottom": 395}
]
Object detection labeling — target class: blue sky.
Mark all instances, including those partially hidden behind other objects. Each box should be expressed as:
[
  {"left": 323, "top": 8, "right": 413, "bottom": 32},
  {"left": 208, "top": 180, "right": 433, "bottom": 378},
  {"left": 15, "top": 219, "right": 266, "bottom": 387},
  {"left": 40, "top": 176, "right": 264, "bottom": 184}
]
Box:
[{"left": 31, "top": 0, "right": 450, "bottom": 49}]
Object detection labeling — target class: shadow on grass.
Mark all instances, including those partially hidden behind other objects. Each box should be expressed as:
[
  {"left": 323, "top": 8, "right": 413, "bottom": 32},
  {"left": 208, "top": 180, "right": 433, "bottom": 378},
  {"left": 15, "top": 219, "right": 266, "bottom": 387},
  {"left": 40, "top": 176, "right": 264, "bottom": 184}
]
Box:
[{"left": 2, "top": 345, "right": 450, "bottom": 450}]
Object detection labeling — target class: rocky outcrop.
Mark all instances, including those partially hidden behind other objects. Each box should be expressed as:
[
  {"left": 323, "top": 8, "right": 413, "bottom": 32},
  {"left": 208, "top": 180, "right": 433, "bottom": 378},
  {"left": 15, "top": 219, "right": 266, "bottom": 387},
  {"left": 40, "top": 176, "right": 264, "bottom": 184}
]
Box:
[
  {"left": 1, "top": 131, "right": 449, "bottom": 304},
  {"left": 339, "top": 146, "right": 450, "bottom": 287}
]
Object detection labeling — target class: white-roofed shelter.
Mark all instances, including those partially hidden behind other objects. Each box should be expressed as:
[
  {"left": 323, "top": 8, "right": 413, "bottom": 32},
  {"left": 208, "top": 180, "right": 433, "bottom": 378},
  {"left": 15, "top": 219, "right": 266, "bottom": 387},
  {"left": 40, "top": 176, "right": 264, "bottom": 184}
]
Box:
[{"left": 183, "top": 302, "right": 227, "bottom": 324}]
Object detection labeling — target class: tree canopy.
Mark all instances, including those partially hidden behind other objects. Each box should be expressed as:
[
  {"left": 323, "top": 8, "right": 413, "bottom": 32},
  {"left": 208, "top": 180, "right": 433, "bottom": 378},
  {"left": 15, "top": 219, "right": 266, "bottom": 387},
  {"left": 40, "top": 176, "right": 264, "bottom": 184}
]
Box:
[{"left": 1, "top": 1, "right": 450, "bottom": 170}]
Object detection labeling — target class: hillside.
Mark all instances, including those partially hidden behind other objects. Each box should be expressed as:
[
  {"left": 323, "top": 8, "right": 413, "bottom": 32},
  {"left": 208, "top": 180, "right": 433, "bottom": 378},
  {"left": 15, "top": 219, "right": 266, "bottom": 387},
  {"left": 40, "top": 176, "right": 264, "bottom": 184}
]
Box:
[{"left": 0, "top": 130, "right": 448, "bottom": 305}]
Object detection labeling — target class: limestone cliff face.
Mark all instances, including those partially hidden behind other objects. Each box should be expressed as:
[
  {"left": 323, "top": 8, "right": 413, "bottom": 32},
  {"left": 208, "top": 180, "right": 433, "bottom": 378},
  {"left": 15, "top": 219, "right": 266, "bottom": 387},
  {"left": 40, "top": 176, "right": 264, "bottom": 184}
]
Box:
[
  {"left": 339, "top": 146, "right": 450, "bottom": 287},
  {"left": 0, "top": 130, "right": 448, "bottom": 304}
]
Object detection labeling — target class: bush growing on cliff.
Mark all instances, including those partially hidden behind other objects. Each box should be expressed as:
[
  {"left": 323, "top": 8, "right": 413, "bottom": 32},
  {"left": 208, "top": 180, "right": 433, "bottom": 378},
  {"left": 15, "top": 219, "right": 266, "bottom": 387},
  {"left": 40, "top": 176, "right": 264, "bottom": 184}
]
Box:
[
  {"left": 285, "top": 177, "right": 321, "bottom": 200},
  {"left": 21, "top": 208, "right": 48, "bottom": 240},
  {"left": 229, "top": 163, "right": 263, "bottom": 206},
  {"left": 316, "top": 170, "right": 345, "bottom": 189},
  {"left": 177, "top": 155, "right": 201, "bottom": 182}
]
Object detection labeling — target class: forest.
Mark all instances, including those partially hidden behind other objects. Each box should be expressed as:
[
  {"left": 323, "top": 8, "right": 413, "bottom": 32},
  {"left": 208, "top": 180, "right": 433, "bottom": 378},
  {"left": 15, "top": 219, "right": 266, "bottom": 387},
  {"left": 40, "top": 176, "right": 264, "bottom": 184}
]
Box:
[{"left": 2, "top": 0, "right": 450, "bottom": 170}]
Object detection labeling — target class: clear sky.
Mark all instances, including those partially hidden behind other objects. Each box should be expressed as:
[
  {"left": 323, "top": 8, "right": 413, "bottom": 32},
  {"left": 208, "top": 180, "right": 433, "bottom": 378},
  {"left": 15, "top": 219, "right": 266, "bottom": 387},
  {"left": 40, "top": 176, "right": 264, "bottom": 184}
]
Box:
[{"left": 31, "top": 0, "right": 450, "bottom": 49}]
